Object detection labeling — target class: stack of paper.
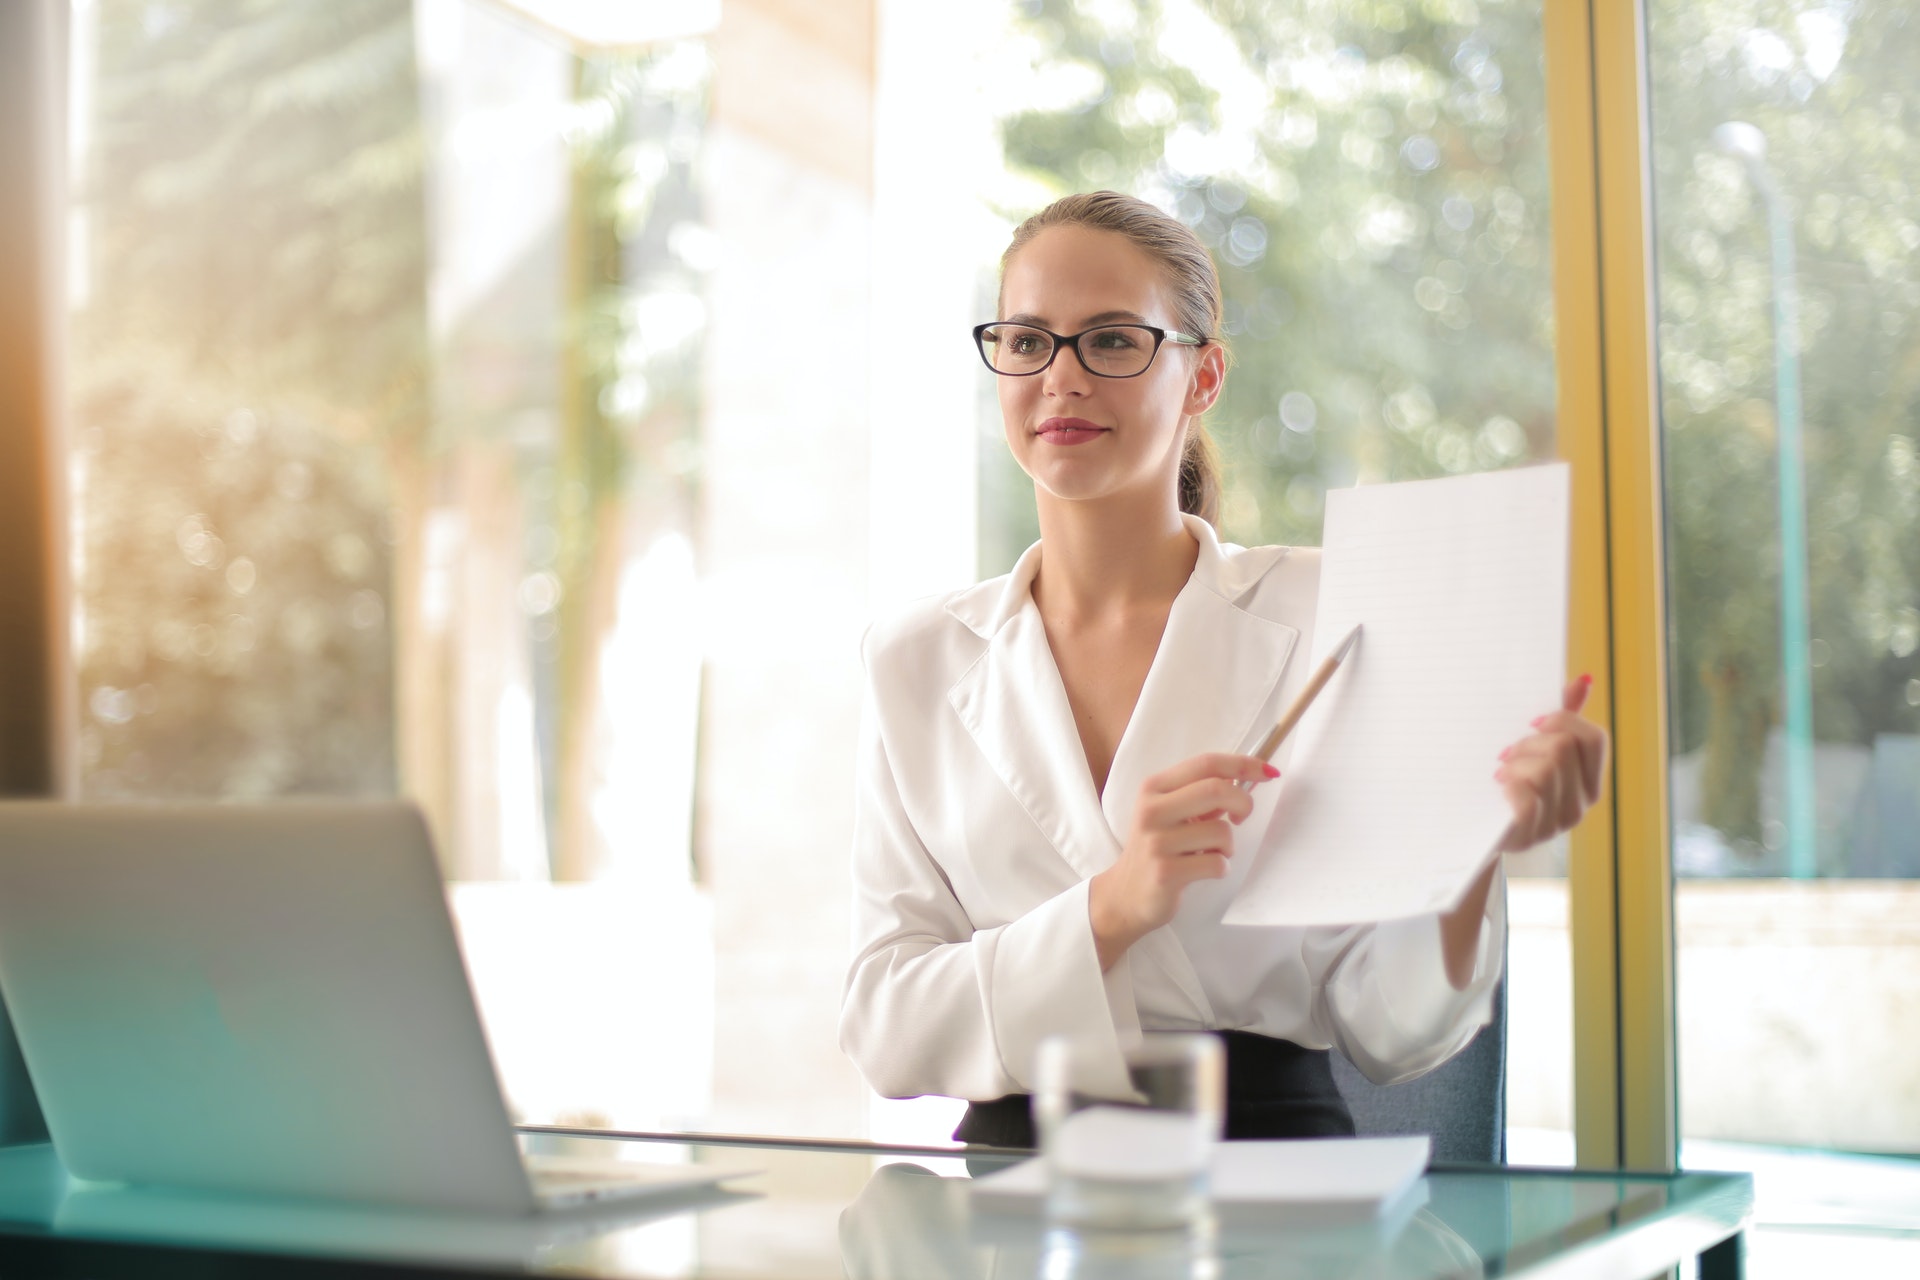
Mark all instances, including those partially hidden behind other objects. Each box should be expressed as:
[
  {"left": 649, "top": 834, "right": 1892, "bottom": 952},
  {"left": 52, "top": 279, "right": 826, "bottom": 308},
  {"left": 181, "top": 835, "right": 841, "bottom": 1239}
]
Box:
[{"left": 970, "top": 1135, "right": 1430, "bottom": 1227}]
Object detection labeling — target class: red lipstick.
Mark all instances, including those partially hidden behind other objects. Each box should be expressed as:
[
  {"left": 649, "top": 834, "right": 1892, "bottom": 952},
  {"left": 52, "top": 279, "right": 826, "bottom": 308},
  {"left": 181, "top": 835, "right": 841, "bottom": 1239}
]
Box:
[{"left": 1036, "top": 417, "right": 1109, "bottom": 446}]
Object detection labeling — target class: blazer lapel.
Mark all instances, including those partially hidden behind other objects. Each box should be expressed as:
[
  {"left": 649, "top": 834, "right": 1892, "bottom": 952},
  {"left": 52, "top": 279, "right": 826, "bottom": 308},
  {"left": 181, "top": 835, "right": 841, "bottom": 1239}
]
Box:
[
  {"left": 946, "top": 557, "right": 1121, "bottom": 884},
  {"left": 1096, "top": 524, "right": 1299, "bottom": 1025},
  {"left": 1100, "top": 544, "right": 1299, "bottom": 842},
  {"left": 941, "top": 522, "right": 1303, "bottom": 1016}
]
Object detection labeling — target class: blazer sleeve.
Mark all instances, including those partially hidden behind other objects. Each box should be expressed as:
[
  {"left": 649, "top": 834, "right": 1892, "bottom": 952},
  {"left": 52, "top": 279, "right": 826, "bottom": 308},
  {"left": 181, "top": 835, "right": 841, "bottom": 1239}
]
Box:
[
  {"left": 1302, "top": 861, "right": 1507, "bottom": 1086},
  {"left": 837, "top": 651, "right": 1137, "bottom": 1104}
]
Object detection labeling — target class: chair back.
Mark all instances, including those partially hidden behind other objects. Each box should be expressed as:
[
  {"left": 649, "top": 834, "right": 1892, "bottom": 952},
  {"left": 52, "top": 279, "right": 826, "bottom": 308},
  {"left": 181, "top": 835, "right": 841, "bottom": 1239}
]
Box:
[{"left": 1331, "top": 972, "right": 1507, "bottom": 1164}]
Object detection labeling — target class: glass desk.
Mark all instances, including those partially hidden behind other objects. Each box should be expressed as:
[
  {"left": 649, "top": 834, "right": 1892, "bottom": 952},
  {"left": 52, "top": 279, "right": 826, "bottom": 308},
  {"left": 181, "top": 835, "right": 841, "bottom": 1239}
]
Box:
[{"left": 0, "top": 1129, "right": 1752, "bottom": 1279}]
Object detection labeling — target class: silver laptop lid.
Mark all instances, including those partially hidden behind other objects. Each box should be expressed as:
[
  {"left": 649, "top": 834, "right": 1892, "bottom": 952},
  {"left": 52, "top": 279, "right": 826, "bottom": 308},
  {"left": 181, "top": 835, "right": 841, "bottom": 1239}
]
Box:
[{"left": 0, "top": 800, "right": 537, "bottom": 1213}]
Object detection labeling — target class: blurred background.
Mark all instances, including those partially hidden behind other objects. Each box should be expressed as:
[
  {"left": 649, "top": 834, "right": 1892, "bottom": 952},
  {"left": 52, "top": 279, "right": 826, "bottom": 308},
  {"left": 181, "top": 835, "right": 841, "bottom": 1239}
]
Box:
[{"left": 55, "top": 0, "right": 1920, "bottom": 1267}]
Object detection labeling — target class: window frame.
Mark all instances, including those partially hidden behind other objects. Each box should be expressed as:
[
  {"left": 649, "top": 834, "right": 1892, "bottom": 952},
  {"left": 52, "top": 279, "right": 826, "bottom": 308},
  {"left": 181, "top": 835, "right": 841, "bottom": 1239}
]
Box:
[
  {"left": 1544, "top": 0, "right": 1678, "bottom": 1171},
  {"left": 0, "top": 0, "right": 73, "bottom": 804}
]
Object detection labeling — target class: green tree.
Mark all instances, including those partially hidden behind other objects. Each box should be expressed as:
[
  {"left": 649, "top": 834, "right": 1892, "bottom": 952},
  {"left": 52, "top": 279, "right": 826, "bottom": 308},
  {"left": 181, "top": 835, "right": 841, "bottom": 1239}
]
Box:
[
  {"left": 545, "top": 51, "right": 709, "bottom": 878},
  {"left": 1648, "top": 0, "right": 1920, "bottom": 868},
  {"left": 990, "top": 0, "right": 1555, "bottom": 575}
]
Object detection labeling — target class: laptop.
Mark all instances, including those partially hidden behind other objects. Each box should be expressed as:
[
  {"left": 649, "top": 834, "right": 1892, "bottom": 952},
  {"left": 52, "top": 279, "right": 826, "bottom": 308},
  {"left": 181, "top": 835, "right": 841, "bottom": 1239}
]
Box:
[{"left": 0, "top": 800, "right": 754, "bottom": 1214}]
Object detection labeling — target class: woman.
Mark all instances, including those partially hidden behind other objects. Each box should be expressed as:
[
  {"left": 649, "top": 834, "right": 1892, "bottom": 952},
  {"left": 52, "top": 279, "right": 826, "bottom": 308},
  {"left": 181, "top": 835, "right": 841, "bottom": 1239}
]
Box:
[{"left": 838, "top": 191, "right": 1605, "bottom": 1147}]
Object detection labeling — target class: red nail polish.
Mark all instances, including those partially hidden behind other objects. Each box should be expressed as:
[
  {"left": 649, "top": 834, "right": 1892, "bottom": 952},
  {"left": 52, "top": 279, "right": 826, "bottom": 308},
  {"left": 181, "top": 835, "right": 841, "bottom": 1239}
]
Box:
[
  {"left": 1578, "top": 673, "right": 1593, "bottom": 685},
  {"left": 1261, "top": 763, "right": 1280, "bottom": 779}
]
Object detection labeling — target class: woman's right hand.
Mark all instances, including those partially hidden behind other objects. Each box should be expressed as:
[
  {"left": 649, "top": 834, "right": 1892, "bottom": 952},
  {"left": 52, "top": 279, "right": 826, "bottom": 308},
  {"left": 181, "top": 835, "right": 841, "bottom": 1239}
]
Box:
[{"left": 1088, "top": 753, "right": 1279, "bottom": 970}]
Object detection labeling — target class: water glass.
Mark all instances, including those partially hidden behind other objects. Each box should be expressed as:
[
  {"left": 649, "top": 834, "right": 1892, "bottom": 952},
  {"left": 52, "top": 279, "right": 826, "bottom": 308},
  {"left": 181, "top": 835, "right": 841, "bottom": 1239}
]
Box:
[{"left": 1035, "top": 1032, "right": 1224, "bottom": 1230}]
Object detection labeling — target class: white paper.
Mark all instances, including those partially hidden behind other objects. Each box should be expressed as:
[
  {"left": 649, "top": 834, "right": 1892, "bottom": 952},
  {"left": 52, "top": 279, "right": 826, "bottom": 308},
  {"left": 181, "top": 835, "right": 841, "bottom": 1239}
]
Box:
[
  {"left": 1224, "top": 464, "right": 1569, "bottom": 927},
  {"left": 1050, "top": 1106, "right": 1208, "bottom": 1180},
  {"left": 1206, "top": 1135, "right": 1428, "bottom": 1205},
  {"left": 972, "top": 1135, "right": 1430, "bottom": 1223}
]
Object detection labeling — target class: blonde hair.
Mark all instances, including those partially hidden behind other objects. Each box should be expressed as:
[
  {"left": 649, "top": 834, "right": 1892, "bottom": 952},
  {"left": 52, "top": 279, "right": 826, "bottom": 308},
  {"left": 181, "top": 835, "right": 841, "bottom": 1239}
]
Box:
[{"left": 1001, "top": 190, "right": 1226, "bottom": 526}]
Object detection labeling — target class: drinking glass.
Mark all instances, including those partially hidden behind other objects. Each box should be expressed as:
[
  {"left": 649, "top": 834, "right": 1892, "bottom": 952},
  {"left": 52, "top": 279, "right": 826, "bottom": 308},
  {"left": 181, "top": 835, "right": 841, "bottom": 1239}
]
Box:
[{"left": 1035, "top": 1032, "right": 1224, "bottom": 1230}]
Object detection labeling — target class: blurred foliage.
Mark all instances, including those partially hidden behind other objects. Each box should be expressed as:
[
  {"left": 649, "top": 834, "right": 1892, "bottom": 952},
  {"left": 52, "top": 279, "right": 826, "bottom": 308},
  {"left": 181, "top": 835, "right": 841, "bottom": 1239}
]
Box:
[
  {"left": 73, "top": 0, "right": 710, "bottom": 875},
  {"left": 545, "top": 50, "right": 710, "bottom": 876},
  {"left": 986, "top": 0, "right": 1555, "bottom": 577},
  {"left": 991, "top": 0, "right": 1920, "bottom": 874},
  {"left": 75, "top": 0, "right": 424, "bottom": 797},
  {"left": 1648, "top": 0, "right": 1920, "bottom": 863}
]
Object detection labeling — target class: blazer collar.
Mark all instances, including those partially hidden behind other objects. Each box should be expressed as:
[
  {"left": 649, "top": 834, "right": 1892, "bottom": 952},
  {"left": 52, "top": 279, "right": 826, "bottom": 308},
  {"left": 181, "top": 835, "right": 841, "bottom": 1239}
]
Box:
[
  {"left": 946, "top": 599, "right": 1119, "bottom": 882},
  {"left": 943, "top": 516, "right": 1299, "bottom": 878},
  {"left": 1098, "top": 529, "right": 1298, "bottom": 840},
  {"left": 943, "top": 515, "right": 1290, "bottom": 640}
]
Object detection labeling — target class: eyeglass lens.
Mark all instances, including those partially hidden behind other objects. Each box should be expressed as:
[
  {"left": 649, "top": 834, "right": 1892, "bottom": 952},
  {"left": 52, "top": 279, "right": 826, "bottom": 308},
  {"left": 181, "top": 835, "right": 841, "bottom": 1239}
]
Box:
[{"left": 979, "top": 324, "right": 1159, "bottom": 377}]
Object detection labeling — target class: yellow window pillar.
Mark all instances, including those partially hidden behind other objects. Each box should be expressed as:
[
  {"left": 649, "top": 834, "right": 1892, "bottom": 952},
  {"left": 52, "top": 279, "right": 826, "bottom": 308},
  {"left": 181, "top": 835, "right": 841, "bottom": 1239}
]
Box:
[{"left": 1544, "top": 0, "right": 1678, "bottom": 1172}]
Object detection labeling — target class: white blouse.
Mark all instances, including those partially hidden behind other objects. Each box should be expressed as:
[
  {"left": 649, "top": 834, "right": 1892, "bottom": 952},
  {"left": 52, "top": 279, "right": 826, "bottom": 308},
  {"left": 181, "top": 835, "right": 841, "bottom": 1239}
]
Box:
[{"left": 839, "top": 515, "right": 1503, "bottom": 1105}]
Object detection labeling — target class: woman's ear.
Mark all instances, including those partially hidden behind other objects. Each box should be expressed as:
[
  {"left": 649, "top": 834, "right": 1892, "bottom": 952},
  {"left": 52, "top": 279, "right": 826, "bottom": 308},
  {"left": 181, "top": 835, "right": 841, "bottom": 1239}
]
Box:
[{"left": 1183, "top": 343, "right": 1227, "bottom": 417}]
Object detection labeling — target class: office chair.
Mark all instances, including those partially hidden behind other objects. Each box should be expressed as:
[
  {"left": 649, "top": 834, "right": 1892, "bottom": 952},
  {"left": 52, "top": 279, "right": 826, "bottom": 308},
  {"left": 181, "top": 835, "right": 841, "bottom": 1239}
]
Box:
[
  {"left": 1331, "top": 928, "right": 1509, "bottom": 1166},
  {"left": 1331, "top": 977, "right": 1506, "bottom": 1164}
]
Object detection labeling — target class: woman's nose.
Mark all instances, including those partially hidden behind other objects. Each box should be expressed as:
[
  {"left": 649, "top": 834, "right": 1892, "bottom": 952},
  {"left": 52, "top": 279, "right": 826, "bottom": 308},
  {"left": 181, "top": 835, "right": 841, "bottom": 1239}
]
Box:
[{"left": 1040, "top": 344, "right": 1093, "bottom": 396}]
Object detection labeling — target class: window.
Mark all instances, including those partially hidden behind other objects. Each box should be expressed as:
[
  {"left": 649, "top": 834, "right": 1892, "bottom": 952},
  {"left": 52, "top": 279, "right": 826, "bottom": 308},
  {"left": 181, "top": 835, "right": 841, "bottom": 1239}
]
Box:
[
  {"left": 60, "top": 0, "right": 1582, "bottom": 1152},
  {"left": 1647, "top": 0, "right": 1920, "bottom": 1170},
  {"left": 68, "top": 0, "right": 714, "bottom": 1128}
]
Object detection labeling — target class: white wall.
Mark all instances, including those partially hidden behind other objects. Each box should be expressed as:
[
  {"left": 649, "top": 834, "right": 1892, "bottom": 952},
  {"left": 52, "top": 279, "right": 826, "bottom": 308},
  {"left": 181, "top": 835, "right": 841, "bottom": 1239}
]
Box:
[{"left": 1504, "top": 878, "right": 1920, "bottom": 1154}]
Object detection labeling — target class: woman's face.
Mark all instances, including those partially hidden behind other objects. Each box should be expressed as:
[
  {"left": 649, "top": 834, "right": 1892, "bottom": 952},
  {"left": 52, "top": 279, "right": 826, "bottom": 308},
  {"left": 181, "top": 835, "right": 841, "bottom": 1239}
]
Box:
[{"left": 995, "top": 224, "right": 1223, "bottom": 516}]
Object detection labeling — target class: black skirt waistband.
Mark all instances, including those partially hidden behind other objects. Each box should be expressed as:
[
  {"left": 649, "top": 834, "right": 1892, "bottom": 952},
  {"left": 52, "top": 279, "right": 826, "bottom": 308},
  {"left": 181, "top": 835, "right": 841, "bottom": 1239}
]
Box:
[{"left": 952, "top": 1031, "right": 1355, "bottom": 1149}]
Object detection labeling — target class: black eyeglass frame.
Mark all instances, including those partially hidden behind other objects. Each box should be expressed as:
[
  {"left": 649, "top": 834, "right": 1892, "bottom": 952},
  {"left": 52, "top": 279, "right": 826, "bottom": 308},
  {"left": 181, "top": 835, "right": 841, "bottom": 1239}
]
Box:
[{"left": 970, "top": 322, "right": 1206, "bottom": 379}]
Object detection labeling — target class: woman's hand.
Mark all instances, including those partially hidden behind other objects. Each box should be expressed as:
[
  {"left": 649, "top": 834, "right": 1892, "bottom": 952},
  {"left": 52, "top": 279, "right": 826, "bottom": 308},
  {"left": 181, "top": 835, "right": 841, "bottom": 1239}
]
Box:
[
  {"left": 1088, "top": 753, "right": 1278, "bottom": 971},
  {"left": 1495, "top": 674, "right": 1609, "bottom": 853},
  {"left": 1439, "top": 675, "right": 1608, "bottom": 989}
]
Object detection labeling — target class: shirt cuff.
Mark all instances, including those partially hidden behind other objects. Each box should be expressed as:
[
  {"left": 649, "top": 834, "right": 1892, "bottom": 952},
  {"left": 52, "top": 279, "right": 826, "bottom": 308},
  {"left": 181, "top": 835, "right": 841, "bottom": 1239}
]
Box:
[
  {"left": 986, "top": 878, "right": 1136, "bottom": 1098},
  {"left": 1369, "top": 877, "right": 1504, "bottom": 1051}
]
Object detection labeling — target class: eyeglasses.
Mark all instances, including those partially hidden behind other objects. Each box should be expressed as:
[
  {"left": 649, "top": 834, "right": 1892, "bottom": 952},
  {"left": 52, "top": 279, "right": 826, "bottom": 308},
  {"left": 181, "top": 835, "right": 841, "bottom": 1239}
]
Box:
[{"left": 971, "top": 322, "right": 1203, "bottom": 379}]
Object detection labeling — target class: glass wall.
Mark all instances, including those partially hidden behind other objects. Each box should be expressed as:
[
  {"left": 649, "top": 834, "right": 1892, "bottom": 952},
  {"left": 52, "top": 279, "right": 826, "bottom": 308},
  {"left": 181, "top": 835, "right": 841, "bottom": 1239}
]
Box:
[
  {"left": 1646, "top": 0, "right": 1920, "bottom": 1170},
  {"left": 70, "top": 0, "right": 708, "bottom": 877},
  {"left": 67, "top": 0, "right": 717, "bottom": 1129},
  {"left": 63, "top": 0, "right": 922, "bottom": 1144},
  {"left": 62, "top": 0, "right": 1577, "bottom": 1156}
]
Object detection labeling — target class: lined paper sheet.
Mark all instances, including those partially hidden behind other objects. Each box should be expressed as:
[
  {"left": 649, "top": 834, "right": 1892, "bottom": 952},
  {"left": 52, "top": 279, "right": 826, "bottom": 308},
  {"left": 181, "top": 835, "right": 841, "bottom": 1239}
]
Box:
[{"left": 1223, "top": 463, "right": 1569, "bottom": 927}]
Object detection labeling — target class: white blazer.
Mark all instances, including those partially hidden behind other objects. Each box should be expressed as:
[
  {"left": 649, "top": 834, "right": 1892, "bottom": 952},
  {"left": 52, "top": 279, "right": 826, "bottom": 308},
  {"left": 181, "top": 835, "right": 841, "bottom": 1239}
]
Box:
[{"left": 839, "top": 515, "right": 1504, "bottom": 1104}]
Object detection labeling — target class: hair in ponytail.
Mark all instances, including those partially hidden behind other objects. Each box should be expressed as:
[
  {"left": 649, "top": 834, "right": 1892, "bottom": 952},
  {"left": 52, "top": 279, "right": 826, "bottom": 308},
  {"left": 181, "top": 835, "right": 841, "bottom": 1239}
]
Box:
[
  {"left": 1178, "top": 420, "right": 1221, "bottom": 528},
  {"left": 1002, "top": 190, "right": 1227, "bottom": 526}
]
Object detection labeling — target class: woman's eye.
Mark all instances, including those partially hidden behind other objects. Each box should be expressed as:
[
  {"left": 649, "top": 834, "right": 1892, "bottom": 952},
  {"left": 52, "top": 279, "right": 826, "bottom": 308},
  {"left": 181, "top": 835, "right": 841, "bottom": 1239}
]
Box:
[
  {"left": 1007, "top": 333, "right": 1045, "bottom": 355},
  {"left": 1089, "top": 329, "right": 1141, "bottom": 350}
]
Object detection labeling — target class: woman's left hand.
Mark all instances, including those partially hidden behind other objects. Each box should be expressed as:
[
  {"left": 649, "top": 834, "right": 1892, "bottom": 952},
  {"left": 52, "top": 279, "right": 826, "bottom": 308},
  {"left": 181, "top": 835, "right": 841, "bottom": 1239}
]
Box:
[{"left": 1495, "top": 674, "right": 1609, "bottom": 852}]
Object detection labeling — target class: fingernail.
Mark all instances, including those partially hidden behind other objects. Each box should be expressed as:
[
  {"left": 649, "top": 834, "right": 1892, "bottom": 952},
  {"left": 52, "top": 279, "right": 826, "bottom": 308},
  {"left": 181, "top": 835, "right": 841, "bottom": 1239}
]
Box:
[
  {"left": 1261, "top": 763, "right": 1280, "bottom": 779},
  {"left": 1497, "top": 746, "right": 1512, "bottom": 761},
  {"left": 1530, "top": 715, "right": 1545, "bottom": 728},
  {"left": 1578, "top": 673, "right": 1593, "bottom": 686}
]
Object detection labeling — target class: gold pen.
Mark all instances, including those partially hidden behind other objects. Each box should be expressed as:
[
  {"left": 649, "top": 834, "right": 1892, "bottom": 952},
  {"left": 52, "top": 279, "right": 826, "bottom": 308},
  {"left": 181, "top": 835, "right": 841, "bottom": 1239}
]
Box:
[{"left": 1242, "top": 623, "right": 1363, "bottom": 787}]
